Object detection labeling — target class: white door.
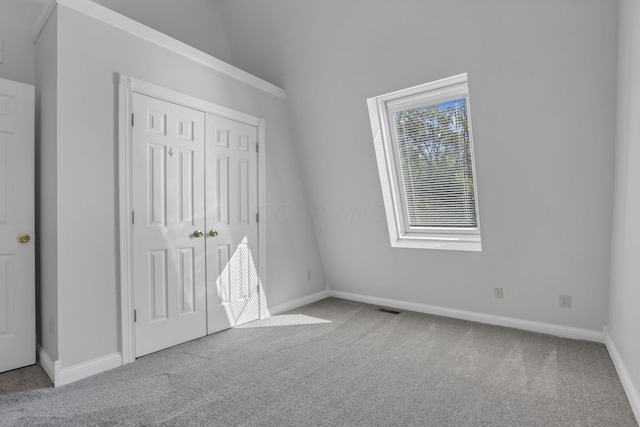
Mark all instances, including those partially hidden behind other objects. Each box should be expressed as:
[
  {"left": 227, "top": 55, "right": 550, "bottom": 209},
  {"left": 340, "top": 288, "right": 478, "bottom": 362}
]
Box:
[
  {"left": 132, "top": 93, "right": 207, "bottom": 357},
  {"left": 205, "top": 114, "right": 260, "bottom": 334},
  {"left": 0, "top": 78, "right": 35, "bottom": 373}
]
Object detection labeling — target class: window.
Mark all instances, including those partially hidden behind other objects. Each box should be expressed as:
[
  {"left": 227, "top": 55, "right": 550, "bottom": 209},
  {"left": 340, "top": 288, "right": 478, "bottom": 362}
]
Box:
[{"left": 367, "top": 73, "right": 481, "bottom": 251}]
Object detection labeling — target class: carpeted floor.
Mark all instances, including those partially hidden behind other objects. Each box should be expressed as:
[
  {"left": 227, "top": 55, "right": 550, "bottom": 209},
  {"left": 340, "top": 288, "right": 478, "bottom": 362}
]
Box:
[
  {"left": 0, "top": 297, "right": 636, "bottom": 426},
  {"left": 0, "top": 366, "right": 52, "bottom": 395}
]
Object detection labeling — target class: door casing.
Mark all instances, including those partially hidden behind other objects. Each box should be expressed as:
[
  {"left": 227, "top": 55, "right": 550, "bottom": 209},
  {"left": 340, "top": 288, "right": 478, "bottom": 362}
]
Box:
[{"left": 117, "top": 74, "right": 267, "bottom": 365}]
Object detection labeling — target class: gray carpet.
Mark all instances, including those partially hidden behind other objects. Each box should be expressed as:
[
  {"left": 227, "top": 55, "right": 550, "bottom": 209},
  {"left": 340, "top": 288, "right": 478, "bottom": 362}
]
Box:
[
  {"left": 0, "top": 366, "right": 52, "bottom": 395},
  {"left": 0, "top": 297, "right": 636, "bottom": 426}
]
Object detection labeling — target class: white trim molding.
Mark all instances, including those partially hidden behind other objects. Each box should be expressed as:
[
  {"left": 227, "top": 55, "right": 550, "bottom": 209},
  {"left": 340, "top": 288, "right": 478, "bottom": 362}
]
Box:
[
  {"left": 118, "top": 74, "right": 268, "bottom": 365},
  {"left": 32, "top": 0, "right": 286, "bottom": 99},
  {"left": 268, "top": 290, "right": 331, "bottom": 316},
  {"left": 118, "top": 75, "right": 135, "bottom": 365},
  {"left": 32, "top": 0, "right": 57, "bottom": 42},
  {"left": 257, "top": 119, "right": 267, "bottom": 316},
  {"left": 58, "top": 353, "right": 123, "bottom": 387},
  {"left": 38, "top": 345, "right": 122, "bottom": 387},
  {"left": 604, "top": 328, "right": 640, "bottom": 423},
  {"left": 37, "top": 344, "right": 60, "bottom": 385},
  {"left": 366, "top": 73, "right": 481, "bottom": 252},
  {"left": 329, "top": 290, "right": 604, "bottom": 343}
]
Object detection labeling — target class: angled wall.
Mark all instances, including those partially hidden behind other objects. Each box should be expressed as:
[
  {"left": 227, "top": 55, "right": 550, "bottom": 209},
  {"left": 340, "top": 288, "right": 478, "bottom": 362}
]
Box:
[
  {"left": 220, "top": 0, "right": 618, "bottom": 333},
  {"left": 607, "top": 0, "right": 640, "bottom": 420},
  {"left": 31, "top": 0, "right": 326, "bottom": 382},
  {"left": 90, "top": 0, "right": 233, "bottom": 64}
]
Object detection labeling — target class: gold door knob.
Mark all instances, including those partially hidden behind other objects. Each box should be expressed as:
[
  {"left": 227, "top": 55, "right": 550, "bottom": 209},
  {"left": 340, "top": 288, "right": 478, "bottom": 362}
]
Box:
[
  {"left": 17, "top": 233, "right": 30, "bottom": 244},
  {"left": 193, "top": 230, "right": 204, "bottom": 238},
  {"left": 209, "top": 230, "right": 218, "bottom": 237}
]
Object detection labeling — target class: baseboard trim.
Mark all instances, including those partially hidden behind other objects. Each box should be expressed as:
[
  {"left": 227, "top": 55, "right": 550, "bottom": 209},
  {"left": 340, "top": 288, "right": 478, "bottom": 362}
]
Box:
[
  {"left": 604, "top": 328, "right": 640, "bottom": 423},
  {"left": 268, "top": 290, "right": 331, "bottom": 315},
  {"left": 329, "top": 290, "right": 604, "bottom": 343},
  {"left": 37, "top": 344, "right": 60, "bottom": 385},
  {"left": 57, "top": 353, "right": 122, "bottom": 387}
]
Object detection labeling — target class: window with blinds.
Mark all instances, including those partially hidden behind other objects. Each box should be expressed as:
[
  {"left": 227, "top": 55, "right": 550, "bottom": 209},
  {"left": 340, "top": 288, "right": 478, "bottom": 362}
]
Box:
[
  {"left": 367, "top": 73, "right": 481, "bottom": 251},
  {"left": 391, "top": 98, "right": 477, "bottom": 228}
]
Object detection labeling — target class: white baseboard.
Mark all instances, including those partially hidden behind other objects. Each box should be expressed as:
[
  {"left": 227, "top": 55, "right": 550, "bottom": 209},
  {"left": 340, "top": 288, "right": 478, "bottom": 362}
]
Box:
[
  {"left": 604, "top": 328, "right": 640, "bottom": 423},
  {"left": 38, "top": 289, "right": 329, "bottom": 387},
  {"left": 329, "top": 290, "right": 604, "bottom": 343},
  {"left": 57, "top": 353, "right": 122, "bottom": 387},
  {"left": 268, "top": 290, "right": 330, "bottom": 315},
  {"left": 38, "top": 347, "right": 123, "bottom": 387},
  {"left": 37, "top": 344, "right": 60, "bottom": 385}
]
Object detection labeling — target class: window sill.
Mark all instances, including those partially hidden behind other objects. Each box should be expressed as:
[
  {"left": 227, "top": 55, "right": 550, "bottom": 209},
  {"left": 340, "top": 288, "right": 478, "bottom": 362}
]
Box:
[{"left": 390, "top": 235, "right": 482, "bottom": 252}]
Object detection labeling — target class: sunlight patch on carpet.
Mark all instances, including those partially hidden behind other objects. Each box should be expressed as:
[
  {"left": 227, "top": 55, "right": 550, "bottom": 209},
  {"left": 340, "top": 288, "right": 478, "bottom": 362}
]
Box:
[{"left": 235, "top": 314, "right": 331, "bottom": 328}]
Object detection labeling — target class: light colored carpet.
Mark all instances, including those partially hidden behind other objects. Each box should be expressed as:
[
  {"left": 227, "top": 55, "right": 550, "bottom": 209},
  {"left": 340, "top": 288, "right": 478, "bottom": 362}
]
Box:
[
  {"left": 235, "top": 314, "right": 332, "bottom": 328},
  {"left": 0, "top": 365, "right": 52, "bottom": 395},
  {"left": 0, "top": 297, "right": 636, "bottom": 426}
]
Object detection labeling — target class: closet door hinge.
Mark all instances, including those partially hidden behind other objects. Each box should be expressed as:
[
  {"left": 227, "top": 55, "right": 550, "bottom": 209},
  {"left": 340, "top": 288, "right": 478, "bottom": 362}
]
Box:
[
  {"left": 131, "top": 113, "right": 134, "bottom": 127},
  {"left": 256, "top": 143, "right": 259, "bottom": 153},
  {"left": 256, "top": 213, "right": 259, "bottom": 223},
  {"left": 132, "top": 211, "right": 135, "bottom": 224},
  {"left": 134, "top": 310, "right": 137, "bottom": 322}
]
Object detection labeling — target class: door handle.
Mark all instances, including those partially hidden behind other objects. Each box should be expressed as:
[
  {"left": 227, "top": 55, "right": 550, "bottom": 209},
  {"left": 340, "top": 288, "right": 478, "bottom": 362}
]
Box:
[
  {"left": 209, "top": 230, "right": 218, "bottom": 237},
  {"left": 17, "top": 233, "right": 30, "bottom": 243},
  {"left": 193, "top": 230, "right": 204, "bottom": 238}
]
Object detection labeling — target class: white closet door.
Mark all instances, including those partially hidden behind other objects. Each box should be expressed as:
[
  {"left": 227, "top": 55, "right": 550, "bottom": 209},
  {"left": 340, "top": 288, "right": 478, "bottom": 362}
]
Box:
[
  {"left": 0, "top": 78, "right": 35, "bottom": 373},
  {"left": 132, "top": 93, "right": 207, "bottom": 357},
  {"left": 205, "top": 114, "right": 260, "bottom": 334}
]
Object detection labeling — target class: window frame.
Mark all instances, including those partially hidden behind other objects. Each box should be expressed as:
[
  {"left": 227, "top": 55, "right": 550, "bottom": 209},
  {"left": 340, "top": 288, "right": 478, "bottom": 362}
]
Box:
[{"left": 367, "top": 73, "right": 482, "bottom": 251}]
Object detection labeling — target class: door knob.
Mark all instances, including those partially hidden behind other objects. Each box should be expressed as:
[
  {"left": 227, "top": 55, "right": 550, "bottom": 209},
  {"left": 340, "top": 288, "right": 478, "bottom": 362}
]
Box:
[
  {"left": 17, "top": 233, "right": 30, "bottom": 244},
  {"left": 209, "top": 230, "right": 218, "bottom": 237},
  {"left": 193, "top": 230, "right": 204, "bottom": 238}
]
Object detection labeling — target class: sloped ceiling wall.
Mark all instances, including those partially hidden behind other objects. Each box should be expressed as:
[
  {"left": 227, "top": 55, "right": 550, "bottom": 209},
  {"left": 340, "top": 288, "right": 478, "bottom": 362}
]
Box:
[
  {"left": 77, "top": 0, "right": 328, "bottom": 308},
  {"left": 0, "top": 0, "right": 47, "bottom": 85},
  {"left": 91, "top": 0, "right": 233, "bottom": 63},
  {"left": 218, "top": 0, "right": 619, "bottom": 331}
]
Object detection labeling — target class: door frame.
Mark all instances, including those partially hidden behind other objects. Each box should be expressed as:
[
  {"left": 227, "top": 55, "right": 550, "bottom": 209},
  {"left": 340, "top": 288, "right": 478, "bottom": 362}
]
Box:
[{"left": 117, "top": 74, "right": 267, "bottom": 365}]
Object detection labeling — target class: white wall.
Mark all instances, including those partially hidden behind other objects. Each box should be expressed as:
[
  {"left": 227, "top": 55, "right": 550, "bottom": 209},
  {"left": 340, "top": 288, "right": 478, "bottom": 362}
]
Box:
[
  {"left": 220, "top": 0, "right": 618, "bottom": 331},
  {"left": 53, "top": 4, "right": 325, "bottom": 368},
  {"left": 608, "top": 0, "right": 640, "bottom": 417},
  {"left": 89, "top": 0, "right": 233, "bottom": 64},
  {"left": 34, "top": 8, "right": 59, "bottom": 361},
  {"left": 0, "top": 0, "right": 44, "bottom": 85}
]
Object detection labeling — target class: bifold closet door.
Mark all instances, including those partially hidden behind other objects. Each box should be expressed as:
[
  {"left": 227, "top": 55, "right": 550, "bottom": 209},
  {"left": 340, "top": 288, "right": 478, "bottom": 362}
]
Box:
[
  {"left": 132, "top": 93, "right": 207, "bottom": 358},
  {"left": 205, "top": 114, "right": 260, "bottom": 335}
]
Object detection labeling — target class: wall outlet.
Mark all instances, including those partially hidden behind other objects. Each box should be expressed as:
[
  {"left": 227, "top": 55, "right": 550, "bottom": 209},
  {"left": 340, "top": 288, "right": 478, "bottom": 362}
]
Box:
[
  {"left": 559, "top": 294, "right": 572, "bottom": 308},
  {"left": 494, "top": 287, "right": 504, "bottom": 299}
]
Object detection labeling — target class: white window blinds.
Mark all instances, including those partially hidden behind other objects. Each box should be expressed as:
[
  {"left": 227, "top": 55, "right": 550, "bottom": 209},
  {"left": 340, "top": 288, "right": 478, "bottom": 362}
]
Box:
[
  {"left": 367, "top": 73, "right": 481, "bottom": 251},
  {"left": 391, "top": 97, "right": 477, "bottom": 228}
]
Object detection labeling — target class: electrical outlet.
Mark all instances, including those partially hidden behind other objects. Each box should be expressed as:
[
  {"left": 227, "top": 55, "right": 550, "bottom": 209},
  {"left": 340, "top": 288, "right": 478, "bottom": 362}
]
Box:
[
  {"left": 494, "top": 287, "right": 503, "bottom": 299},
  {"left": 559, "top": 295, "right": 572, "bottom": 309},
  {"left": 307, "top": 269, "right": 312, "bottom": 281}
]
